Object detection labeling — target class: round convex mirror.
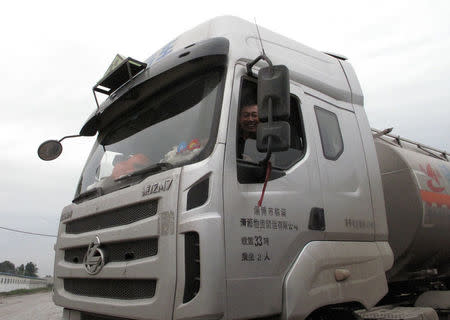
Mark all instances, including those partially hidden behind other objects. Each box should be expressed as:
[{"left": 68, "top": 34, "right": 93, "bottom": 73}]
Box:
[{"left": 38, "top": 140, "right": 63, "bottom": 161}]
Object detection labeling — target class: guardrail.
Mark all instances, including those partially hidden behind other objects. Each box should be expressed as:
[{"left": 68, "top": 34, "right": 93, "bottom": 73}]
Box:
[{"left": 0, "top": 272, "right": 50, "bottom": 293}]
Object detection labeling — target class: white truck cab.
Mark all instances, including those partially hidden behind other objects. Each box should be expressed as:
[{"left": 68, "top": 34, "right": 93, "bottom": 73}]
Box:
[{"left": 40, "top": 16, "right": 449, "bottom": 320}]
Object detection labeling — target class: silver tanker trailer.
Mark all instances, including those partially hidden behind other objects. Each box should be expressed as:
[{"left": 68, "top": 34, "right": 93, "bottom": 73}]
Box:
[
  {"left": 373, "top": 130, "right": 450, "bottom": 316},
  {"left": 374, "top": 130, "right": 450, "bottom": 283}
]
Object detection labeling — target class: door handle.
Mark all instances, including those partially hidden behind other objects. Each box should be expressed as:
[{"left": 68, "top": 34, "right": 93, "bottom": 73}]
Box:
[{"left": 308, "top": 207, "right": 325, "bottom": 231}]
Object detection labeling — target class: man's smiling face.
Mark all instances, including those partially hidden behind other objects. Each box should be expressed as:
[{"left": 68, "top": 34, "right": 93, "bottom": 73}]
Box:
[{"left": 239, "top": 104, "right": 259, "bottom": 136}]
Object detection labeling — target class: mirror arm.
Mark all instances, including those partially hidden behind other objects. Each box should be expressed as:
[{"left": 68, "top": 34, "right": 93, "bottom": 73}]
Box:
[
  {"left": 259, "top": 97, "right": 273, "bottom": 167},
  {"left": 259, "top": 141, "right": 272, "bottom": 166},
  {"left": 246, "top": 54, "right": 273, "bottom": 77},
  {"left": 59, "top": 134, "right": 83, "bottom": 143}
]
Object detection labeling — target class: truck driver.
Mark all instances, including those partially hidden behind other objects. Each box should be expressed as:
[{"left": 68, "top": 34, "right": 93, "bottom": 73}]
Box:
[{"left": 237, "top": 85, "right": 259, "bottom": 159}]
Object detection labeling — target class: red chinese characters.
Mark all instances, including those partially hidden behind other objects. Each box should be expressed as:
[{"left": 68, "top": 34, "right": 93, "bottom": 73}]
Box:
[{"left": 420, "top": 164, "right": 445, "bottom": 193}]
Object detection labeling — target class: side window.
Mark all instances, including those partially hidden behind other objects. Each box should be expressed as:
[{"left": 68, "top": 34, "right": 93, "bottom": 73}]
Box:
[
  {"left": 237, "top": 78, "right": 306, "bottom": 171},
  {"left": 314, "top": 106, "right": 343, "bottom": 160}
]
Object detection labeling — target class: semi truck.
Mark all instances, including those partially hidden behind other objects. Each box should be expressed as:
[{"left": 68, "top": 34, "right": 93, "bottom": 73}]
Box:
[{"left": 38, "top": 16, "right": 449, "bottom": 320}]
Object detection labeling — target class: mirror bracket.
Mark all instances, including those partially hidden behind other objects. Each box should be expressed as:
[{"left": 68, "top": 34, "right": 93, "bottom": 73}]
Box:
[{"left": 246, "top": 54, "right": 273, "bottom": 77}]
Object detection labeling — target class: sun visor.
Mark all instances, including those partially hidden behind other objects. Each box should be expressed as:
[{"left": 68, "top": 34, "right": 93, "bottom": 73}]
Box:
[{"left": 80, "top": 37, "right": 229, "bottom": 136}]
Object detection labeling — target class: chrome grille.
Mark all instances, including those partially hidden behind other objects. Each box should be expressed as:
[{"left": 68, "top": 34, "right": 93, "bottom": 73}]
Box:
[
  {"left": 64, "top": 278, "right": 156, "bottom": 299},
  {"left": 64, "top": 238, "right": 158, "bottom": 264},
  {"left": 65, "top": 200, "right": 158, "bottom": 234}
]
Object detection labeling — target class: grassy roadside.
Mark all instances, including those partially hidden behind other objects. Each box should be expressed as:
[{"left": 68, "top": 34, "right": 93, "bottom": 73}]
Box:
[{"left": 0, "top": 286, "right": 52, "bottom": 297}]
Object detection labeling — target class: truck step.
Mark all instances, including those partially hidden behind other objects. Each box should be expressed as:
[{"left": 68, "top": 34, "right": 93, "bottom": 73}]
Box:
[{"left": 355, "top": 306, "right": 438, "bottom": 320}]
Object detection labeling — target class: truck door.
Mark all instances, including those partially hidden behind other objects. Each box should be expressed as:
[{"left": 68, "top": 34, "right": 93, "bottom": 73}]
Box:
[
  {"left": 308, "top": 97, "right": 374, "bottom": 241},
  {"left": 222, "top": 65, "right": 325, "bottom": 319}
]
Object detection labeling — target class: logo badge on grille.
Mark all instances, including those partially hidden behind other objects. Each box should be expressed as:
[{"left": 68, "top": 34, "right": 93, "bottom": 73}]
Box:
[{"left": 83, "top": 236, "right": 105, "bottom": 275}]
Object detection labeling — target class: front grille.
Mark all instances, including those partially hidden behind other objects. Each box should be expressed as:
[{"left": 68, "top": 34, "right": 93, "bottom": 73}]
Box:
[
  {"left": 64, "top": 238, "right": 158, "bottom": 264},
  {"left": 65, "top": 200, "right": 158, "bottom": 234},
  {"left": 64, "top": 278, "right": 156, "bottom": 300}
]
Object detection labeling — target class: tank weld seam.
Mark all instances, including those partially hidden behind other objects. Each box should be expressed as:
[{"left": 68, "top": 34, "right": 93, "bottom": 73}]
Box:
[{"left": 380, "top": 168, "right": 410, "bottom": 176}]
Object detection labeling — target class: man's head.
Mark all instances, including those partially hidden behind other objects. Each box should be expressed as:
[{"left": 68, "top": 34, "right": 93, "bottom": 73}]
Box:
[{"left": 239, "top": 104, "right": 259, "bottom": 137}]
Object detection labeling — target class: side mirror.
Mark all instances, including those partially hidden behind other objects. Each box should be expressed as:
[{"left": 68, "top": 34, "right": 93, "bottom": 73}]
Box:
[
  {"left": 257, "top": 65, "right": 290, "bottom": 121},
  {"left": 256, "top": 121, "right": 290, "bottom": 152},
  {"left": 256, "top": 65, "right": 291, "bottom": 154},
  {"left": 37, "top": 140, "right": 63, "bottom": 161},
  {"left": 37, "top": 134, "right": 83, "bottom": 161}
]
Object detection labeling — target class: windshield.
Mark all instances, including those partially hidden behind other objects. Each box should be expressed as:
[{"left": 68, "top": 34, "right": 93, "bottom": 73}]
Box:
[{"left": 75, "top": 68, "right": 225, "bottom": 198}]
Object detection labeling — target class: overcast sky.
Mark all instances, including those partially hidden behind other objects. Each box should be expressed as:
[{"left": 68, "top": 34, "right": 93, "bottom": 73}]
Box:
[{"left": 1, "top": 0, "right": 449, "bottom": 276}]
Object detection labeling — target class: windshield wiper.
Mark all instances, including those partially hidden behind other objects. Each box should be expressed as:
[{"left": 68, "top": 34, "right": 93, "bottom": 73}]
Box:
[
  {"left": 115, "top": 162, "right": 174, "bottom": 182},
  {"left": 73, "top": 187, "right": 104, "bottom": 204}
]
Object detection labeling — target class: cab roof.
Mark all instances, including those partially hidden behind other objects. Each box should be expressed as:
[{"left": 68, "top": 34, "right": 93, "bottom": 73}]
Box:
[
  {"left": 82, "top": 16, "right": 363, "bottom": 136},
  {"left": 156, "top": 16, "right": 363, "bottom": 106}
]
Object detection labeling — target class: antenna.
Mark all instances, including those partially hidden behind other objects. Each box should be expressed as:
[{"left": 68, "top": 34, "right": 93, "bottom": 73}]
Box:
[
  {"left": 246, "top": 18, "right": 272, "bottom": 76},
  {"left": 254, "top": 18, "right": 266, "bottom": 56}
]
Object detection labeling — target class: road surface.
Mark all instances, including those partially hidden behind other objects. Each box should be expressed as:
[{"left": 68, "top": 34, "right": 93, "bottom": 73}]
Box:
[{"left": 0, "top": 291, "right": 62, "bottom": 320}]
